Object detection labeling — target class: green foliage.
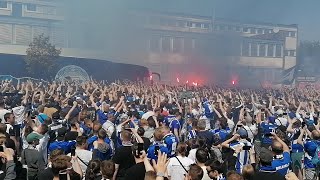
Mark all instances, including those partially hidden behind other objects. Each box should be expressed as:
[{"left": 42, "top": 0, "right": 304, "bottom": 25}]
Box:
[{"left": 25, "top": 34, "right": 61, "bottom": 78}]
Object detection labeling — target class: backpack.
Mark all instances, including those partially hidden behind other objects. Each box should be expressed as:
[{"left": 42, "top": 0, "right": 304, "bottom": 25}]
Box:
[{"left": 312, "top": 145, "right": 320, "bottom": 166}]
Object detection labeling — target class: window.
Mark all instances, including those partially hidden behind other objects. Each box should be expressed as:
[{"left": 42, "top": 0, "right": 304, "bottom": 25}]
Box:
[
  {"left": 162, "top": 36, "right": 171, "bottom": 52},
  {"left": 195, "top": 23, "right": 201, "bottom": 28},
  {"left": 186, "top": 22, "right": 192, "bottom": 27},
  {"left": 0, "top": 1, "right": 8, "bottom": 9},
  {"left": 250, "top": 43, "right": 258, "bottom": 56},
  {"left": 177, "top": 21, "right": 185, "bottom": 27},
  {"left": 275, "top": 44, "right": 282, "bottom": 57},
  {"left": 173, "top": 37, "right": 184, "bottom": 53},
  {"left": 287, "top": 50, "right": 296, "bottom": 56},
  {"left": 150, "top": 36, "right": 160, "bottom": 52},
  {"left": 235, "top": 26, "right": 241, "bottom": 32},
  {"left": 228, "top": 26, "right": 233, "bottom": 31},
  {"left": 26, "top": 4, "right": 36, "bottom": 11},
  {"left": 259, "top": 44, "right": 266, "bottom": 57},
  {"left": 267, "top": 44, "right": 274, "bottom": 57},
  {"left": 203, "top": 23, "right": 209, "bottom": 29},
  {"left": 289, "top": 31, "right": 296, "bottom": 37},
  {"left": 191, "top": 23, "right": 196, "bottom": 28},
  {"left": 243, "top": 27, "right": 249, "bottom": 33},
  {"left": 257, "top": 29, "right": 263, "bottom": 34},
  {"left": 242, "top": 41, "right": 250, "bottom": 56}
]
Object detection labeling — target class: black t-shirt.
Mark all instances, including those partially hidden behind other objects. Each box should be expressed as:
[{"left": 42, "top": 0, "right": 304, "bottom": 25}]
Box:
[
  {"left": 65, "top": 131, "right": 78, "bottom": 141},
  {"left": 112, "top": 145, "right": 135, "bottom": 178},
  {"left": 37, "top": 168, "right": 54, "bottom": 179},
  {"left": 197, "top": 130, "right": 215, "bottom": 147},
  {"left": 124, "top": 162, "right": 146, "bottom": 180},
  {"left": 142, "top": 137, "right": 151, "bottom": 151}
]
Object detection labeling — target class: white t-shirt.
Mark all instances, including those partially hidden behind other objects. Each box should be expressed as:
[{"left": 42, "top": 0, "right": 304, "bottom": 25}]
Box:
[
  {"left": 12, "top": 106, "right": 25, "bottom": 125},
  {"left": 167, "top": 156, "right": 194, "bottom": 180},
  {"left": 201, "top": 166, "right": 211, "bottom": 180},
  {"left": 275, "top": 117, "right": 288, "bottom": 127},
  {"left": 188, "top": 148, "right": 197, "bottom": 162},
  {"left": 75, "top": 149, "right": 92, "bottom": 174},
  {"left": 102, "top": 121, "right": 115, "bottom": 137},
  {"left": 0, "top": 109, "right": 10, "bottom": 123},
  {"left": 243, "top": 124, "right": 258, "bottom": 140}
]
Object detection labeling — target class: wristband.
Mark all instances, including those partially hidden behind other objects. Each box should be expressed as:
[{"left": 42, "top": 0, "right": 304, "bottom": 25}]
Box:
[{"left": 157, "top": 172, "right": 165, "bottom": 177}]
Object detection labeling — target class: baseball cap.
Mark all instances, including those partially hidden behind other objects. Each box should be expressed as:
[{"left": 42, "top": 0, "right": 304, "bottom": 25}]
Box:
[
  {"left": 27, "top": 132, "right": 43, "bottom": 143},
  {"left": 237, "top": 128, "right": 248, "bottom": 139},
  {"left": 260, "top": 147, "right": 273, "bottom": 164}
]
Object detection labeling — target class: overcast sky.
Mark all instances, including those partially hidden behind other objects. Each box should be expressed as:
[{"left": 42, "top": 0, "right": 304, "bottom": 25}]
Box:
[{"left": 121, "top": 0, "right": 320, "bottom": 41}]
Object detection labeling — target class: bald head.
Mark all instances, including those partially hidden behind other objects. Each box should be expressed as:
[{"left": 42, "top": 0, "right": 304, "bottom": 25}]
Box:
[{"left": 271, "top": 140, "right": 283, "bottom": 155}]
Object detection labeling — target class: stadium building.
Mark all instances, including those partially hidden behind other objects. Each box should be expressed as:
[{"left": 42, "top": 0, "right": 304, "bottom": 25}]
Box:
[{"left": 0, "top": 1, "right": 298, "bottom": 85}]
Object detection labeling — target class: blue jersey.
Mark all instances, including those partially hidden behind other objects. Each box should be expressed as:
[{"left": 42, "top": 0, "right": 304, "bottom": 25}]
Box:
[
  {"left": 97, "top": 110, "right": 108, "bottom": 125},
  {"left": 261, "top": 122, "right": 277, "bottom": 145},
  {"left": 202, "top": 101, "right": 214, "bottom": 119},
  {"left": 187, "top": 130, "right": 197, "bottom": 140},
  {"left": 147, "top": 142, "right": 169, "bottom": 160},
  {"left": 272, "top": 152, "right": 291, "bottom": 176},
  {"left": 211, "top": 128, "right": 231, "bottom": 142},
  {"left": 230, "top": 140, "right": 252, "bottom": 173},
  {"left": 164, "top": 115, "right": 176, "bottom": 127},
  {"left": 163, "top": 133, "right": 178, "bottom": 157},
  {"left": 169, "top": 119, "right": 181, "bottom": 133},
  {"left": 48, "top": 140, "right": 76, "bottom": 154},
  {"left": 87, "top": 135, "right": 114, "bottom": 157}
]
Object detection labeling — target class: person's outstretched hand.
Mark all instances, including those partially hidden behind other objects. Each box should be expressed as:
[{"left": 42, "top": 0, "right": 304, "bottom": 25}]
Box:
[{"left": 152, "top": 151, "right": 169, "bottom": 174}]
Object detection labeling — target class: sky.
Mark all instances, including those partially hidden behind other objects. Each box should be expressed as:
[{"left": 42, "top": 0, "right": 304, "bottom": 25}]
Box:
[{"left": 121, "top": 0, "right": 320, "bottom": 41}]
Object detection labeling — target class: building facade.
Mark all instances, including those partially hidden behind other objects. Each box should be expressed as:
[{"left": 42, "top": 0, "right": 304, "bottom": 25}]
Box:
[{"left": 0, "top": 1, "right": 298, "bottom": 85}]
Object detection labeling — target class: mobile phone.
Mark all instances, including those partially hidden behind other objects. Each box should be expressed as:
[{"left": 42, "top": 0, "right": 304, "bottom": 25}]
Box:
[
  {"left": 261, "top": 108, "right": 265, "bottom": 112},
  {"left": 154, "top": 145, "right": 160, "bottom": 155},
  {"left": 265, "top": 133, "right": 272, "bottom": 137},
  {"left": 243, "top": 146, "right": 251, "bottom": 150},
  {"left": 0, "top": 146, "right": 3, "bottom": 152},
  {"left": 71, "top": 147, "right": 76, "bottom": 156},
  {"left": 138, "top": 143, "right": 144, "bottom": 155},
  {"left": 237, "top": 124, "right": 243, "bottom": 128},
  {"left": 302, "top": 121, "right": 306, "bottom": 127},
  {"left": 125, "top": 128, "right": 132, "bottom": 132},
  {"left": 283, "top": 112, "right": 287, "bottom": 115}
]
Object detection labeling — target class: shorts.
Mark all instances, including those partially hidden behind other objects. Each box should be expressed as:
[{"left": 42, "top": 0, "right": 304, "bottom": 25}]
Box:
[{"left": 291, "top": 152, "right": 304, "bottom": 169}]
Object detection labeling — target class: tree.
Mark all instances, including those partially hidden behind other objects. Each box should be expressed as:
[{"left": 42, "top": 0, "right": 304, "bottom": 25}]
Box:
[{"left": 25, "top": 34, "right": 61, "bottom": 79}]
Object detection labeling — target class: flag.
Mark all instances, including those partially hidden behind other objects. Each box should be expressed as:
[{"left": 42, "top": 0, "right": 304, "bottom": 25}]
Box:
[{"left": 280, "top": 66, "right": 296, "bottom": 85}]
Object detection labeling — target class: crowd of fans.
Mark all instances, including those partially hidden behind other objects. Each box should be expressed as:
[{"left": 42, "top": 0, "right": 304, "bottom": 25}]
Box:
[{"left": 0, "top": 79, "right": 319, "bottom": 180}]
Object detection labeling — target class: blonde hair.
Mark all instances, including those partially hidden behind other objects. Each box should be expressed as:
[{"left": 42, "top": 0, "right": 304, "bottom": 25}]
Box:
[{"left": 242, "top": 164, "right": 255, "bottom": 180}]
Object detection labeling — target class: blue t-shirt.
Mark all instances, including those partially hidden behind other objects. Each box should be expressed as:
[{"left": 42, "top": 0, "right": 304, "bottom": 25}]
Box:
[
  {"left": 97, "top": 110, "right": 108, "bottom": 125},
  {"left": 87, "top": 135, "right": 114, "bottom": 155},
  {"left": 169, "top": 119, "right": 181, "bottom": 133},
  {"left": 187, "top": 130, "right": 197, "bottom": 140},
  {"left": 164, "top": 115, "right": 176, "bottom": 127},
  {"left": 211, "top": 128, "right": 231, "bottom": 142},
  {"left": 48, "top": 140, "right": 76, "bottom": 154},
  {"left": 272, "top": 152, "right": 291, "bottom": 176},
  {"left": 147, "top": 142, "right": 169, "bottom": 160},
  {"left": 163, "top": 133, "right": 178, "bottom": 157}
]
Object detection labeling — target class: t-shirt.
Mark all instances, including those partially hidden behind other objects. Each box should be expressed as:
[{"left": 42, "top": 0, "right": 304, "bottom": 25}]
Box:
[
  {"left": 197, "top": 130, "right": 215, "bottom": 147},
  {"left": 12, "top": 106, "right": 25, "bottom": 125},
  {"left": 112, "top": 145, "right": 135, "bottom": 178},
  {"left": 147, "top": 142, "right": 169, "bottom": 160},
  {"left": 37, "top": 168, "right": 54, "bottom": 179},
  {"left": 124, "top": 162, "right": 146, "bottom": 180},
  {"left": 5, "top": 123, "right": 14, "bottom": 137},
  {"left": 163, "top": 133, "right": 178, "bottom": 157},
  {"left": 167, "top": 156, "right": 194, "bottom": 180},
  {"left": 164, "top": 115, "right": 176, "bottom": 127},
  {"left": 0, "top": 109, "right": 10, "bottom": 123},
  {"left": 169, "top": 119, "right": 181, "bottom": 134},
  {"left": 65, "top": 131, "right": 79, "bottom": 141},
  {"left": 73, "top": 149, "right": 92, "bottom": 174},
  {"left": 230, "top": 140, "right": 252, "bottom": 173},
  {"left": 272, "top": 152, "right": 291, "bottom": 176}
]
